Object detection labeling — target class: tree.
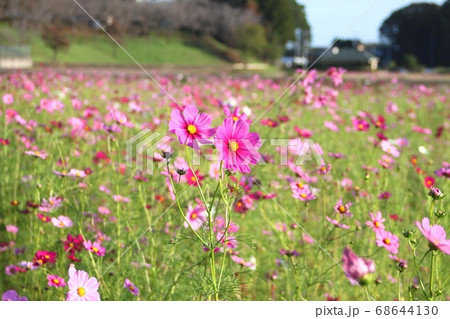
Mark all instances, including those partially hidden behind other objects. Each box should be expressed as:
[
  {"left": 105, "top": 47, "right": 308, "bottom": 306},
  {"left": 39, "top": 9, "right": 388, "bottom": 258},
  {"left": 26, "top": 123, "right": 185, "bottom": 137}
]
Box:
[
  {"left": 237, "top": 23, "right": 267, "bottom": 60},
  {"left": 380, "top": 2, "right": 449, "bottom": 67},
  {"left": 41, "top": 25, "right": 70, "bottom": 61}
]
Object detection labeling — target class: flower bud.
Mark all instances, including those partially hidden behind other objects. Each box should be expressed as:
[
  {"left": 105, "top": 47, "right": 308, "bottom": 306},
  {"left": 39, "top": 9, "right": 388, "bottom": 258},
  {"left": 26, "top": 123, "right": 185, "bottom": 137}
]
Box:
[
  {"left": 428, "top": 187, "right": 444, "bottom": 200},
  {"left": 434, "top": 210, "right": 447, "bottom": 219}
]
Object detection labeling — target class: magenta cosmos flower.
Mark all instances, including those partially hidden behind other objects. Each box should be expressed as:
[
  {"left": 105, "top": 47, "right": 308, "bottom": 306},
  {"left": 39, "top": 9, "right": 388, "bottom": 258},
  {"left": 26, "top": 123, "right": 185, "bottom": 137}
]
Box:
[
  {"left": 375, "top": 229, "right": 399, "bottom": 254},
  {"left": 169, "top": 105, "right": 216, "bottom": 150},
  {"left": 342, "top": 247, "right": 375, "bottom": 285},
  {"left": 416, "top": 217, "right": 450, "bottom": 254},
  {"left": 47, "top": 274, "right": 66, "bottom": 288},
  {"left": 123, "top": 278, "right": 139, "bottom": 296},
  {"left": 67, "top": 265, "right": 100, "bottom": 301},
  {"left": 215, "top": 118, "right": 261, "bottom": 173}
]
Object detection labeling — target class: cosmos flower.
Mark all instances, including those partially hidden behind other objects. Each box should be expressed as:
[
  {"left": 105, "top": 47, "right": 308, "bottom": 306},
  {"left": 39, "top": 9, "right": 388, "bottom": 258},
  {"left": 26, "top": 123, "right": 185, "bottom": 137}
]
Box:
[
  {"left": 290, "top": 181, "right": 316, "bottom": 201},
  {"left": 352, "top": 117, "right": 370, "bottom": 132},
  {"left": 112, "top": 194, "right": 130, "bottom": 203},
  {"left": 66, "top": 265, "right": 100, "bottom": 301},
  {"left": 6, "top": 225, "right": 18, "bottom": 233},
  {"left": 2, "top": 290, "right": 28, "bottom": 301},
  {"left": 98, "top": 206, "right": 110, "bottom": 215},
  {"left": 378, "top": 192, "right": 391, "bottom": 200},
  {"left": 169, "top": 105, "right": 216, "bottom": 149},
  {"left": 47, "top": 274, "right": 66, "bottom": 288},
  {"left": 342, "top": 247, "right": 375, "bottom": 285},
  {"left": 33, "top": 250, "right": 57, "bottom": 266},
  {"left": 215, "top": 118, "right": 261, "bottom": 174},
  {"left": 67, "top": 169, "right": 87, "bottom": 178},
  {"left": 2, "top": 93, "right": 14, "bottom": 105},
  {"left": 123, "top": 278, "right": 139, "bottom": 296},
  {"left": 83, "top": 241, "right": 106, "bottom": 257},
  {"left": 334, "top": 199, "right": 352, "bottom": 217},
  {"left": 416, "top": 217, "right": 450, "bottom": 254},
  {"left": 424, "top": 176, "right": 435, "bottom": 189},
  {"left": 326, "top": 216, "right": 350, "bottom": 229},
  {"left": 378, "top": 155, "right": 394, "bottom": 169},
  {"left": 380, "top": 140, "right": 400, "bottom": 158},
  {"left": 365, "top": 212, "right": 385, "bottom": 231},
  {"left": 184, "top": 204, "right": 207, "bottom": 231},
  {"left": 185, "top": 169, "right": 204, "bottom": 187},
  {"left": 375, "top": 229, "right": 399, "bottom": 254},
  {"left": 51, "top": 215, "right": 73, "bottom": 228},
  {"left": 25, "top": 150, "right": 48, "bottom": 159},
  {"left": 434, "top": 162, "right": 450, "bottom": 178}
]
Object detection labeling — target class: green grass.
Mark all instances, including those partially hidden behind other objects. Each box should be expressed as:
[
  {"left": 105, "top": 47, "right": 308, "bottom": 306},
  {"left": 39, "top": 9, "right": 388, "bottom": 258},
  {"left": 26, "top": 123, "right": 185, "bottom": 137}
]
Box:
[{"left": 30, "top": 34, "right": 228, "bottom": 66}]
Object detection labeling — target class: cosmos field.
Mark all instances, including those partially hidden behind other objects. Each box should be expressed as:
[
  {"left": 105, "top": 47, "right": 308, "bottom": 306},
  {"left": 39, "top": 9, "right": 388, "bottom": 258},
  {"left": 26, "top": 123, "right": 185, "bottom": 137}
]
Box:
[{"left": 0, "top": 68, "right": 448, "bottom": 301}]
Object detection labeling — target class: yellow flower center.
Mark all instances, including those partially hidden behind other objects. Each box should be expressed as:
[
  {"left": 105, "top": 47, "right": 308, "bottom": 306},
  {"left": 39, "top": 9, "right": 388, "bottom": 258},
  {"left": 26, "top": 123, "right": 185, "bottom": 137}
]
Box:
[
  {"left": 358, "top": 124, "right": 363, "bottom": 130},
  {"left": 187, "top": 124, "right": 197, "bottom": 134},
  {"left": 232, "top": 116, "right": 239, "bottom": 121},
  {"left": 229, "top": 141, "right": 239, "bottom": 152},
  {"left": 77, "top": 287, "right": 86, "bottom": 297},
  {"left": 383, "top": 238, "right": 391, "bottom": 245},
  {"left": 191, "top": 213, "right": 198, "bottom": 219},
  {"left": 338, "top": 206, "right": 346, "bottom": 213},
  {"left": 92, "top": 247, "right": 99, "bottom": 253},
  {"left": 300, "top": 193, "right": 307, "bottom": 198},
  {"left": 434, "top": 239, "right": 439, "bottom": 246},
  {"left": 54, "top": 279, "right": 60, "bottom": 284},
  {"left": 35, "top": 151, "right": 41, "bottom": 156},
  {"left": 297, "top": 183, "right": 304, "bottom": 189},
  {"left": 374, "top": 221, "right": 380, "bottom": 228}
]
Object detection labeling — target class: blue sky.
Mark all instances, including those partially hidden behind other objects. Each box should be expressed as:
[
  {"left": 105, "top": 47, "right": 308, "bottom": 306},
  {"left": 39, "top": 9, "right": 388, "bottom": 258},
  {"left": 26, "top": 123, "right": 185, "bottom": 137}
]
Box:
[{"left": 298, "top": 0, "right": 446, "bottom": 46}]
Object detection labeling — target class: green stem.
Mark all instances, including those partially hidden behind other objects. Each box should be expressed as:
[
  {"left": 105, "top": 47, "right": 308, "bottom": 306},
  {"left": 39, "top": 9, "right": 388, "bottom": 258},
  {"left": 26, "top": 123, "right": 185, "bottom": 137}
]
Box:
[{"left": 430, "top": 252, "right": 436, "bottom": 299}]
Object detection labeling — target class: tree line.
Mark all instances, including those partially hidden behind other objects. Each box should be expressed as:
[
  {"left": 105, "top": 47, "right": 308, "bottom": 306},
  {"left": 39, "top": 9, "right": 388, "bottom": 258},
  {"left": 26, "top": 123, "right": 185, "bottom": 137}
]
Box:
[
  {"left": 380, "top": 0, "right": 450, "bottom": 68},
  {"left": 0, "top": 0, "right": 309, "bottom": 61}
]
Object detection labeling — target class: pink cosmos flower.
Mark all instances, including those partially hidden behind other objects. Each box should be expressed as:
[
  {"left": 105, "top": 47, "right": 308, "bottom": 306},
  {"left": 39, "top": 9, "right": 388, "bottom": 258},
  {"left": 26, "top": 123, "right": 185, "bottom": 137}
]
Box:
[
  {"left": 113, "top": 194, "right": 130, "bottom": 203},
  {"left": 67, "top": 169, "right": 87, "bottom": 178},
  {"left": 290, "top": 181, "right": 316, "bottom": 201},
  {"left": 2, "top": 93, "right": 14, "bottom": 105},
  {"left": 375, "top": 229, "right": 399, "bottom": 254},
  {"left": 342, "top": 247, "right": 375, "bottom": 285},
  {"left": 6, "top": 225, "right": 18, "bottom": 233},
  {"left": 98, "top": 206, "right": 110, "bottom": 215},
  {"left": 123, "top": 278, "right": 139, "bottom": 296},
  {"left": 416, "top": 218, "right": 450, "bottom": 254},
  {"left": 169, "top": 105, "right": 216, "bottom": 149},
  {"left": 231, "top": 255, "right": 255, "bottom": 268},
  {"left": 378, "top": 155, "right": 394, "bottom": 169},
  {"left": 47, "top": 274, "right": 66, "bottom": 288},
  {"left": 25, "top": 150, "right": 48, "bottom": 159},
  {"left": 66, "top": 265, "right": 100, "bottom": 301},
  {"left": 184, "top": 204, "right": 207, "bottom": 231},
  {"left": 326, "top": 216, "right": 350, "bottom": 229},
  {"left": 215, "top": 118, "right": 261, "bottom": 173},
  {"left": 365, "top": 212, "right": 385, "bottom": 230},
  {"left": 352, "top": 117, "right": 370, "bottom": 131},
  {"left": 83, "top": 240, "right": 106, "bottom": 257},
  {"left": 110, "top": 109, "right": 134, "bottom": 127},
  {"left": 2, "top": 290, "right": 28, "bottom": 301},
  {"left": 39, "top": 196, "right": 63, "bottom": 213},
  {"left": 324, "top": 121, "right": 339, "bottom": 132},
  {"left": 334, "top": 199, "right": 352, "bottom": 217},
  {"left": 51, "top": 216, "right": 73, "bottom": 228},
  {"left": 380, "top": 140, "right": 400, "bottom": 158}
]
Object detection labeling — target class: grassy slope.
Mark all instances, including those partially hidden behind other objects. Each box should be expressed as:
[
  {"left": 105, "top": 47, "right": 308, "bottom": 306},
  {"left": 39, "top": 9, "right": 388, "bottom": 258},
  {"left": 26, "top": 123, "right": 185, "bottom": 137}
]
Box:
[{"left": 31, "top": 35, "right": 227, "bottom": 66}]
